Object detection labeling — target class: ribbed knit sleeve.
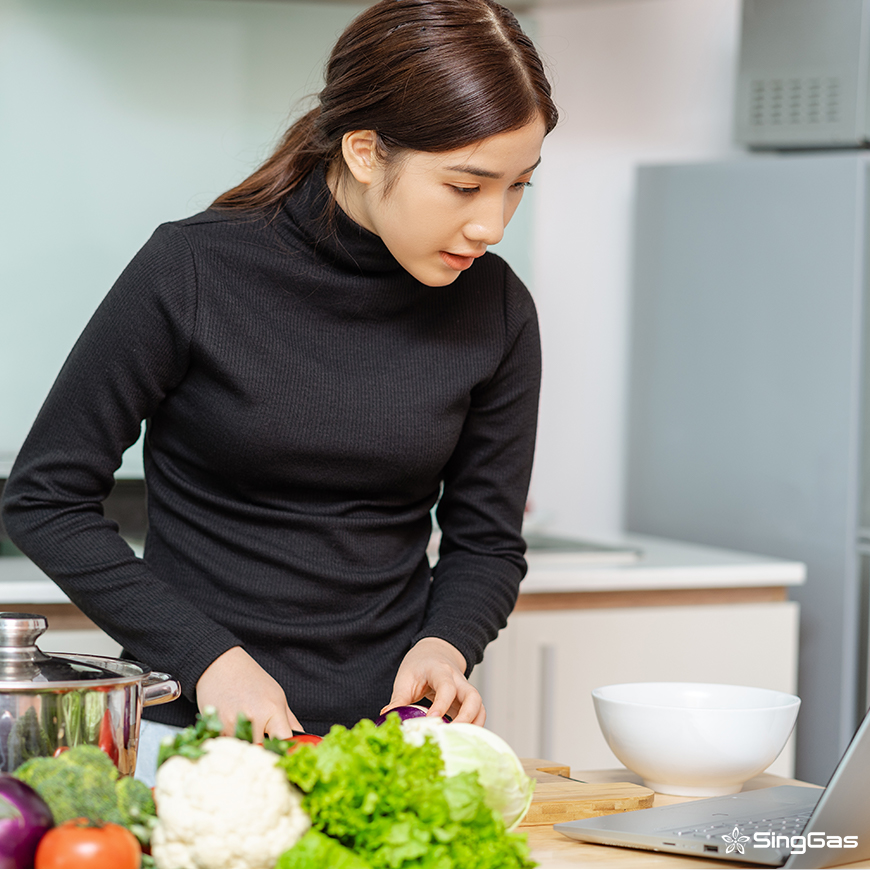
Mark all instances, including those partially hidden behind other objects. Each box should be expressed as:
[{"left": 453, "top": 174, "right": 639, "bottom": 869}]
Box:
[
  {"left": 417, "top": 264, "right": 541, "bottom": 670},
  {"left": 1, "top": 224, "right": 243, "bottom": 699}
]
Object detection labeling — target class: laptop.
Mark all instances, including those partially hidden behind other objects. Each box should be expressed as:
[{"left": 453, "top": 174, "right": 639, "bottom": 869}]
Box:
[{"left": 554, "top": 705, "right": 870, "bottom": 867}]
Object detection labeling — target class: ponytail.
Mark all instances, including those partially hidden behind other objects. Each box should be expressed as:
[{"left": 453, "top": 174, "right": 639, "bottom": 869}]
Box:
[{"left": 211, "top": 108, "right": 335, "bottom": 210}]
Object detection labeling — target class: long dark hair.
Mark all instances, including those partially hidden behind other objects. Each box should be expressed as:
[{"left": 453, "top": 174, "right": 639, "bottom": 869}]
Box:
[{"left": 212, "top": 0, "right": 558, "bottom": 210}]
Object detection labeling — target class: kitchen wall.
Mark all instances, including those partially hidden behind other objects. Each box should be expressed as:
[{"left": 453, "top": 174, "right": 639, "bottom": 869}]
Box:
[
  {"left": 529, "top": 0, "right": 744, "bottom": 539},
  {"left": 0, "top": 0, "right": 535, "bottom": 476},
  {"left": 1, "top": 0, "right": 744, "bottom": 531}
]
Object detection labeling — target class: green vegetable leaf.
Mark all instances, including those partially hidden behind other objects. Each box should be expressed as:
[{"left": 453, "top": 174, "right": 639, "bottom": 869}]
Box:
[
  {"left": 158, "top": 709, "right": 294, "bottom": 761},
  {"left": 278, "top": 717, "right": 536, "bottom": 869},
  {"left": 61, "top": 692, "right": 83, "bottom": 747},
  {"left": 156, "top": 707, "right": 223, "bottom": 768},
  {"left": 263, "top": 735, "right": 297, "bottom": 756},
  {"left": 234, "top": 712, "right": 253, "bottom": 743},
  {"left": 276, "top": 830, "right": 372, "bottom": 868},
  {"left": 83, "top": 691, "right": 107, "bottom": 743},
  {"left": 40, "top": 694, "right": 60, "bottom": 753}
]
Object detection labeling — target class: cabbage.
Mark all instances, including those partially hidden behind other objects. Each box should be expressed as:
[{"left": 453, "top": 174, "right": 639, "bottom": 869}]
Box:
[{"left": 402, "top": 719, "right": 534, "bottom": 830}]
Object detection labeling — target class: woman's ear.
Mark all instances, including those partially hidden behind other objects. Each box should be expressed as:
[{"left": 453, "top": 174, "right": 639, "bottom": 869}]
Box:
[{"left": 341, "top": 130, "right": 379, "bottom": 184}]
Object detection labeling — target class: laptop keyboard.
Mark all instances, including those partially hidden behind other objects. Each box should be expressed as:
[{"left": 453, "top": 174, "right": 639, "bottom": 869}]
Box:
[{"left": 664, "top": 810, "right": 812, "bottom": 841}]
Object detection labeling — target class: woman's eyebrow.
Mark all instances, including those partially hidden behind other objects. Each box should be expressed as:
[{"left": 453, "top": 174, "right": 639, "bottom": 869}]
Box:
[{"left": 444, "top": 157, "right": 542, "bottom": 179}]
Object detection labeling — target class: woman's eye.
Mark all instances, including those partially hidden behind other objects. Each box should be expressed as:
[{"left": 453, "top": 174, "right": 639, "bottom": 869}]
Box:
[
  {"left": 512, "top": 180, "right": 533, "bottom": 191},
  {"left": 450, "top": 185, "right": 479, "bottom": 195}
]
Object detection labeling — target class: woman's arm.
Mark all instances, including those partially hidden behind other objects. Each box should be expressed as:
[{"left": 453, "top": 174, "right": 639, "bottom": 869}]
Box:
[{"left": 1, "top": 225, "right": 251, "bottom": 717}]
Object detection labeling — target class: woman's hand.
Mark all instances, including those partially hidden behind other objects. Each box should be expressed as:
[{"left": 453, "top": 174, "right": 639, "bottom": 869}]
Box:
[
  {"left": 382, "top": 637, "right": 485, "bottom": 725},
  {"left": 195, "top": 646, "right": 303, "bottom": 741}
]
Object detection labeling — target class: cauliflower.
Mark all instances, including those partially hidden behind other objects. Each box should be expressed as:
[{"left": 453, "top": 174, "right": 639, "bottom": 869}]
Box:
[{"left": 151, "top": 737, "right": 310, "bottom": 869}]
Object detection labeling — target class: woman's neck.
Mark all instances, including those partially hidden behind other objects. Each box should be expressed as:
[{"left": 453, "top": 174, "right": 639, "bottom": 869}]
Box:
[{"left": 325, "top": 160, "right": 376, "bottom": 235}]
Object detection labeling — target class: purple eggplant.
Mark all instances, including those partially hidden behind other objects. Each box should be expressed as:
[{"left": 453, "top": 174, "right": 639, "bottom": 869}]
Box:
[
  {"left": 0, "top": 775, "right": 54, "bottom": 869},
  {"left": 374, "top": 705, "right": 450, "bottom": 726}
]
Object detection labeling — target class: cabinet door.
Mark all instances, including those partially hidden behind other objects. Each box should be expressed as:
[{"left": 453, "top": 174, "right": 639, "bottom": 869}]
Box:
[{"left": 472, "top": 601, "right": 800, "bottom": 776}]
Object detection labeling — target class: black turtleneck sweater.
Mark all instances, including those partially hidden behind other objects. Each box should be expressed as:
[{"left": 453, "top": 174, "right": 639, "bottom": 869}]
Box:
[{"left": 1, "top": 166, "right": 541, "bottom": 733}]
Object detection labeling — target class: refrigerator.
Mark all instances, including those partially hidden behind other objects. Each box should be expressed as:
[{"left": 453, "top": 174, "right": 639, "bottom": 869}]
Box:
[{"left": 625, "top": 153, "right": 870, "bottom": 786}]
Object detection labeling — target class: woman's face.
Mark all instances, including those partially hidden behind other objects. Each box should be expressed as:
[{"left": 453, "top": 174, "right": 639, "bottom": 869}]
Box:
[{"left": 336, "top": 118, "right": 547, "bottom": 287}]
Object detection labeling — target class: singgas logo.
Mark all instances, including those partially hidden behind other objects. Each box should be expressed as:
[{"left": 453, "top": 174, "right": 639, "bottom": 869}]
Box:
[{"left": 752, "top": 831, "right": 859, "bottom": 856}]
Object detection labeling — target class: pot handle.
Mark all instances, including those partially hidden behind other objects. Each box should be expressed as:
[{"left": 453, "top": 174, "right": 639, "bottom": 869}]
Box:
[{"left": 142, "top": 671, "right": 182, "bottom": 707}]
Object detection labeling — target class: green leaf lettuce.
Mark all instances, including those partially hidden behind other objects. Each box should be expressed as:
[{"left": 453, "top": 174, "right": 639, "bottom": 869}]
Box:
[{"left": 278, "top": 717, "right": 535, "bottom": 869}]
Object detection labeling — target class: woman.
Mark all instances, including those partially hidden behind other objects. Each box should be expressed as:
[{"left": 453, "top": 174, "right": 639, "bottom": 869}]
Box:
[{"left": 0, "top": 0, "right": 558, "bottom": 755}]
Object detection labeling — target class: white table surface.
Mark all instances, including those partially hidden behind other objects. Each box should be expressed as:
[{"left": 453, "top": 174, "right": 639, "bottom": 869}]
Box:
[{"left": 0, "top": 533, "right": 805, "bottom": 605}]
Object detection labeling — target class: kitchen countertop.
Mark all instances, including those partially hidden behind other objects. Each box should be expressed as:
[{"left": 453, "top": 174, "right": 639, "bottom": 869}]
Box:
[
  {"left": 0, "top": 533, "right": 805, "bottom": 606},
  {"left": 527, "top": 768, "right": 866, "bottom": 869},
  {"left": 521, "top": 533, "right": 805, "bottom": 594}
]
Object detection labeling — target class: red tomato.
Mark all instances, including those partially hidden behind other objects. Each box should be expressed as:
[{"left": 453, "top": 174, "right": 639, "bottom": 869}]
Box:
[
  {"left": 98, "top": 710, "right": 119, "bottom": 767},
  {"left": 287, "top": 733, "right": 322, "bottom": 753},
  {"left": 35, "top": 819, "right": 141, "bottom": 869}
]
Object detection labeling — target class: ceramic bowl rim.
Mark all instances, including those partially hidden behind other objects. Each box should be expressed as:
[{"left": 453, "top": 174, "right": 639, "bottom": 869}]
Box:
[{"left": 592, "top": 681, "right": 801, "bottom": 714}]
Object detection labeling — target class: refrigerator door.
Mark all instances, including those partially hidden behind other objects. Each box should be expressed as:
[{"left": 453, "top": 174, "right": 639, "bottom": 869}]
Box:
[{"left": 626, "top": 153, "right": 868, "bottom": 785}]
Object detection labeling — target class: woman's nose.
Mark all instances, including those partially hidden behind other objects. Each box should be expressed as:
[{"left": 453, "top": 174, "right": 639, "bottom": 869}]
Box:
[{"left": 464, "top": 199, "right": 507, "bottom": 246}]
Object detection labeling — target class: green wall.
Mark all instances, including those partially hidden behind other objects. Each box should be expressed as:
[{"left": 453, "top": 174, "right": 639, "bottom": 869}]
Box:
[{"left": 0, "top": 0, "right": 536, "bottom": 475}]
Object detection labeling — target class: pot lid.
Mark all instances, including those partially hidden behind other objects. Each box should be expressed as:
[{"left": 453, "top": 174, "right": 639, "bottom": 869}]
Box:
[{"left": 0, "top": 612, "right": 130, "bottom": 685}]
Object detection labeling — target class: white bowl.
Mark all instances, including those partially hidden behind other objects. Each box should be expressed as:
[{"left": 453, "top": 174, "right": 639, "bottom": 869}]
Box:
[{"left": 592, "top": 682, "right": 800, "bottom": 797}]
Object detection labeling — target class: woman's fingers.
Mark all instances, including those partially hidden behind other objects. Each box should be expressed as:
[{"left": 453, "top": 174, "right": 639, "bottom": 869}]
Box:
[
  {"left": 425, "top": 674, "right": 459, "bottom": 720},
  {"left": 196, "top": 646, "right": 303, "bottom": 741},
  {"left": 389, "top": 637, "right": 487, "bottom": 726},
  {"left": 428, "top": 677, "right": 486, "bottom": 725},
  {"left": 380, "top": 671, "right": 425, "bottom": 715},
  {"left": 263, "top": 706, "right": 304, "bottom": 741}
]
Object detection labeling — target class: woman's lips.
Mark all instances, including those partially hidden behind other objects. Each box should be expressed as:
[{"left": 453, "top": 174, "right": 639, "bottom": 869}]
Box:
[{"left": 440, "top": 251, "right": 478, "bottom": 271}]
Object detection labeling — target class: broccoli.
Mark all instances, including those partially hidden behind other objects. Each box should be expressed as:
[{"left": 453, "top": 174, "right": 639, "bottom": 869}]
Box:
[
  {"left": 15, "top": 744, "right": 121, "bottom": 824},
  {"left": 14, "top": 744, "right": 157, "bottom": 847},
  {"left": 116, "top": 774, "right": 158, "bottom": 844}
]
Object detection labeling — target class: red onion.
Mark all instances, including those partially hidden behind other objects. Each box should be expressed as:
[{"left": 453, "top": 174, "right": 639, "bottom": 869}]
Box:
[
  {"left": 0, "top": 775, "right": 54, "bottom": 869},
  {"left": 374, "top": 705, "right": 450, "bottom": 726}
]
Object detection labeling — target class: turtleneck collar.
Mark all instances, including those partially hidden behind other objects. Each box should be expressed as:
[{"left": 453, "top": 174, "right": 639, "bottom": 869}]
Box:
[{"left": 281, "top": 162, "right": 404, "bottom": 275}]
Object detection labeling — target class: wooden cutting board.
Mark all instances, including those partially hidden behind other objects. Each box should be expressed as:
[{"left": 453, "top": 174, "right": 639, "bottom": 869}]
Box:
[{"left": 517, "top": 758, "right": 655, "bottom": 827}]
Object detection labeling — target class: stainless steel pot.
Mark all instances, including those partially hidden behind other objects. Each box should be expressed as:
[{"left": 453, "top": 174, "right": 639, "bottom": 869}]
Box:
[{"left": 0, "top": 612, "right": 180, "bottom": 774}]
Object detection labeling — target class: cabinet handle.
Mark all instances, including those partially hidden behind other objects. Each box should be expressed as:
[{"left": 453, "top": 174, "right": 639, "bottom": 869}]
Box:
[{"left": 538, "top": 643, "right": 556, "bottom": 759}]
